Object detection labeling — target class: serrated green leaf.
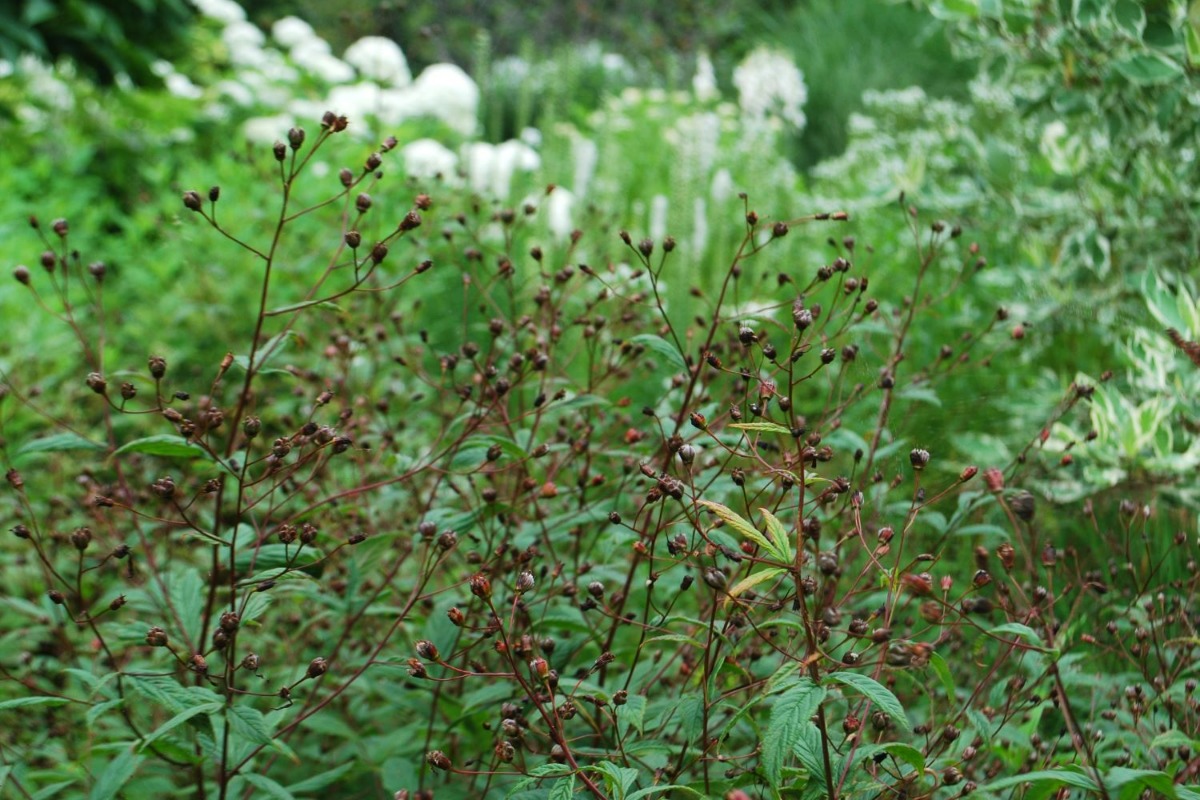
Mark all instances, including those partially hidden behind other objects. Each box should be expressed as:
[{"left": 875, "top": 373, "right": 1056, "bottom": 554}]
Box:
[
  {"left": 14, "top": 432, "right": 106, "bottom": 459},
  {"left": 88, "top": 745, "right": 142, "bottom": 800},
  {"left": 928, "top": 651, "right": 955, "bottom": 699},
  {"left": 0, "top": 696, "right": 71, "bottom": 712},
  {"left": 112, "top": 435, "right": 211, "bottom": 459},
  {"left": 242, "top": 774, "right": 297, "bottom": 800},
  {"left": 549, "top": 775, "right": 576, "bottom": 800},
  {"left": 986, "top": 767, "right": 1098, "bottom": 792},
  {"left": 592, "top": 761, "right": 639, "bottom": 798},
  {"left": 138, "top": 702, "right": 221, "bottom": 751},
  {"left": 626, "top": 786, "right": 703, "bottom": 799},
  {"left": 827, "top": 672, "right": 910, "bottom": 733},
  {"left": 616, "top": 694, "right": 647, "bottom": 737},
  {"left": 726, "top": 567, "right": 788, "bottom": 603},
  {"left": 728, "top": 421, "right": 792, "bottom": 435},
  {"left": 989, "top": 622, "right": 1045, "bottom": 646},
  {"left": 227, "top": 704, "right": 273, "bottom": 746},
  {"left": 626, "top": 334, "right": 686, "bottom": 371},
  {"left": 763, "top": 678, "right": 826, "bottom": 788},
  {"left": 697, "top": 500, "right": 786, "bottom": 562},
  {"left": 758, "top": 507, "right": 794, "bottom": 563}
]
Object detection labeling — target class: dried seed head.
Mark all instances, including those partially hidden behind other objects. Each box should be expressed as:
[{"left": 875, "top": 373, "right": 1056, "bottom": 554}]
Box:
[
  {"left": 1010, "top": 490, "right": 1036, "bottom": 522},
  {"left": 306, "top": 657, "right": 328, "bottom": 679},
  {"left": 70, "top": 526, "right": 92, "bottom": 551},
  {"left": 146, "top": 626, "right": 168, "bottom": 647}
]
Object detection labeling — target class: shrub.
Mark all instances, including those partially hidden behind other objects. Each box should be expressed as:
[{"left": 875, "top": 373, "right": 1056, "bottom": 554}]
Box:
[{"left": 3, "top": 112, "right": 1198, "bottom": 800}]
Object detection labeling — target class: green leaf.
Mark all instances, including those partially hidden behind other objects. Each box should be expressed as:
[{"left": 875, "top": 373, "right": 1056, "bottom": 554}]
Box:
[
  {"left": 986, "top": 767, "right": 1098, "bottom": 792},
  {"left": 1103, "top": 768, "right": 1178, "bottom": 798},
  {"left": 549, "top": 775, "right": 576, "bottom": 800},
  {"left": 827, "top": 672, "right": 910, "bottom": 733},
  {"left": 728, "top": 421, "right": 792, "bottom": 435},
  {"left": 928, "top": 651, "right": 955, "bottom": 699},
  {"left": 616, "top": 694, "right": 648, "bottom": 737},
  {"left": 1113, "top": 53, "right": 1185, "bottom": 85},
  {"left": 592, "top": 761, "right": 639, "bottom": 798},
  {"left": 696, "top": 500, "right": 786, "bottom": 562},
  {"left": 626, "top": 334, "right": 686, "bottom": 372},
  {"left": 726, "top": 567, "right": 788, "bottom": 602},
  {"left": 989, "top": 622, "right": 1045, "bottom": 646},
  {"left": 242, "top": 774, "right": 297, "bottom": 800},
  {"left": 14, "top": 432, "right": 106, "bottom": 459},
  {"left": 138, "top": 702, "right": 220, "bottom": 751},
  {"left": 762, "top": 678, "right": 826, "bottom": 788},
  {"left": 113, "top": 435, "right": 211, "bottom": 460},
  {"left": 626, "top": 786, "right": 703, "bottom": 800},
  {"left": 0, "top": 696, "right": 71, "bottom": 712},
  {"left": 227, "top": 704, "right": 273, "bottom": 746},
  {"left": 759, "top": 507, "right": 794, "bottom": 563},
  {"left": 285, "top": 762, "right": 355, "bottom": 793},
  {"left": 88, "top": 745, "right": 142, "bottom": 800},
  {"left": 876, "top": 742, "right": 925, "bottom": 775}
]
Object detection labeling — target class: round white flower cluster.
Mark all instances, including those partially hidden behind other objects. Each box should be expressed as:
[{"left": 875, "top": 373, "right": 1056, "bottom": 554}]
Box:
[{"left": 732, "top": 46, "right": 807, "bottom": 130}]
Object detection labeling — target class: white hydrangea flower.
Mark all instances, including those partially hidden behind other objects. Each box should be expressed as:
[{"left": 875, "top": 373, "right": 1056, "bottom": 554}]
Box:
[
  {"left": 165, "top": 72, "right": 203, "bottom": 99},
  {"left": 692, "top": 52, "right": 718, "bottom": 102},
  {"left": 733, "top": 46, "right": 807, "bottom": 129},
  {"left": 344, "top": 36, "right": 411, "bottom": 86},
  {"left": 305, "top": 52, "right": 355, "bottom": 84},
  {"left": 402, "top": 138, "right": 459, "bottom": 180},
  {"left": 289, "top": 36, "right": 332, "bottom": 61},
  {"left": 711, "top": 168, "right": 734, "bottom": 203},
  {"left": 463, "top": 140, "right": 539, "bottom": 198},
  {"left": 649, "top": 194, "right": 669, "bottom": 242},
  {"left": 243, "top": 113, "right": 295, "bottom": 144},
  {"left": 214, "top": 79, "right": 254, "bottom": 106},
  {"left": 409, "top": 63, "right": 479, "bottom": 135},
  {"left": 572, "top": 136, "right": 598, "bottom": 198},
  {"left": 272, "top": 16, "right": 316, "bottom": 49},
  {"left": 545, "top": 187, "right": 575, "bottom": 239},
  {"left": 192, "top": 0, "right": 245, "bottom": 24},
  {"left": 326, "top": 81, "right": 384, "bottom": 121}
]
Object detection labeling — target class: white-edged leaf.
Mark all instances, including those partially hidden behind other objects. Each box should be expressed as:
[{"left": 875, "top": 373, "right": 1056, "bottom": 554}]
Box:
[{"left": 827, "top": 672, "right": 910, "bottom": 732}]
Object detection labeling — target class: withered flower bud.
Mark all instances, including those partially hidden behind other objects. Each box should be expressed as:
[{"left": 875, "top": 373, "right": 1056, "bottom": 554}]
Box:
[
  {"left": 241, "top": 653, "right": 260, "bottom": 671},
  {"left": 146, "top": 626, "right": 168, "bottom": 646},
  {"left": 11, "top": 524, "right": 30, "bottom": 539},
  {"left": 982, "top": 467, "right": 1004, "bottom": 492},
  {"left": 371, "top": 243, "right": 388, "bottom": 265},
  {"left": 148, "top": 355, "right": 167, "bottom": 379},
  {"left": 191, "top": 654, "right": 209, "bottom": 673},
  {"left": 437, "top": 530, "right": 458, "bottom": 550},
  {"left": 306, "top": 657, "right": 328, "bottom": 679},
  {"left": 273, "top": 141, "right": 287, "bottom": 161},
  {"left": 469, "top": 573, "right": 492, "bottom": 599},
  {"left": 959, "top": 465, "right": 978, "bottom": 482},
  {"left": 909, "top": 449, "right": 930, "bottom": 471},
  {"left": 703, "top": 567, "right": 727, "bottom": 590},
  {"left": 425, "top": 751, "right": 451, "bottom": 771},
  {"left": 110, "top": 595, "right": 126, "bottom": 611},
  {"left": 7, "top": 470, "right": 25, "bottom": 492},
  {"left": 355, "top": 193, "right": 372, "bottom": 213},
  {"left": 339, "top": 167, "right": 354, "bottom": 187},
  {"left": 365, "top": 152, "right": 382, "bottom": 170},
  {"left": 516, "top": 571, "right": 535, "bottom": 593},
  {"left": 52, "top": 218, "right": 69, "bottom": 237},
  {"left": 772, "top": 221, "right": 789, "bottom": 238},
  {"left": 48, "top": 589, "right": 66, "bottom": 605},
  {"left": 287, "top": 127, "right": 305, "bottom": 150},
  {"left": 13, "top": 265, "right": 30, "bottom": 285},
  {"left": 447, "top": 607, "right": 465, "bottom": 626},
  {"left": 638, "top": 238, "right": 653, "bottom": 257},
  {"left": 119, "top": 382, "right": 136, "bottom": 400},
  {"left": 399, "top": 211, "right": 422, "bottom": 231},
  {"left": 414, "top": 193, "right": 432, "bottom": 210},
  {"left": 1010, "top": 491, "right": 1036, "bottom": 522},
  {"left": 182, "top": 191, "right": 203, "bottom": 211},
  {"left": 415, "top": 640, "right": 439, "bottom": 660},
  {"left": 243, "top": 416, "right": 261, "bottom": 438},
  {"left": 996, "top": 542, "right": 1016, "bottom": 570},
  {"left": 70, "top": 526, "right": 92, "bottom": 551},
  {"left": 86, "top": 372, "right": 107, "bottom": 394}
]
